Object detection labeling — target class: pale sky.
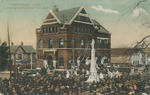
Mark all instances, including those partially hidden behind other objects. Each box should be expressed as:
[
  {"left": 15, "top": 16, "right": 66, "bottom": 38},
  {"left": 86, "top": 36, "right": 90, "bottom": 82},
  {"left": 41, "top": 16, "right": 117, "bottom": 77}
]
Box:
[{"left": 0, "top": 0, "right": 150, "bottom": 48}]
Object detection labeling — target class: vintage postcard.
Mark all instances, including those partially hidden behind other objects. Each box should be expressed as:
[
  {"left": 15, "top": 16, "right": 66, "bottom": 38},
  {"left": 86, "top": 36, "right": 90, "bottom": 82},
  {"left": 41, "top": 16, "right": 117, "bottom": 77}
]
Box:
[{"left": 0, "top": 0, "right": 150, "bottom": 95}]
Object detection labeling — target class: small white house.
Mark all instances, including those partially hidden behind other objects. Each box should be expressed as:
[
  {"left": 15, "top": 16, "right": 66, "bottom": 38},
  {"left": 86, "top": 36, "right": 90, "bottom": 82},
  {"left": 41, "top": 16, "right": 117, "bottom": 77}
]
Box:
[
  {"left": 131, "top": 48, "right": 150, "bottom": 66},
  {"left": 10, "top": 42, "right": 36, "bottom": 66},
  {"left": 111, "top": 48, "right": 150, "bottom": 67}
]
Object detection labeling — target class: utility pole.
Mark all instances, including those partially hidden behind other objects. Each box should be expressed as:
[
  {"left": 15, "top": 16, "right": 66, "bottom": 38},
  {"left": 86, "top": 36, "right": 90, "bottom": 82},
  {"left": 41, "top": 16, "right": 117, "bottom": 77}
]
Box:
[
  {"left": 73, "top": 38, "right": 75, "bottom": 68},
  {"left": 0, "top": 38, "right": 1, "bottom": 44},
  {"left": 7, "top": 22, "right": 12, "bottom": 79}
]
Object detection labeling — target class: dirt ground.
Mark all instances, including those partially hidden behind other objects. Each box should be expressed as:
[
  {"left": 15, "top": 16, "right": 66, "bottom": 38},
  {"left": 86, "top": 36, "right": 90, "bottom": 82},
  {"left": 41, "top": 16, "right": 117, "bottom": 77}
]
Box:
[{"left": 0, "top": 71, "right": 10, "bottom": 79}]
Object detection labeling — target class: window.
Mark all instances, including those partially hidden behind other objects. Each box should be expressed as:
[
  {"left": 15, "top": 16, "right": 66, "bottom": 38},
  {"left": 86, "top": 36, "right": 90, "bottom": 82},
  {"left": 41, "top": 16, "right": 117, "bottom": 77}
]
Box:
[
  {"left": 38, "top": 39, "right": 43, "bottom": 48},
  {"left": 97, "top": 39, "right": 101, "bottom": 43},
  {"left": 80, "top": 16, "right": 86, "bottom": 22},
  {"left": 77, "top": 27, "right": 80, "bottom": 33},
  {"left": 79, "top": 27, "right": 81, "bottom": 33},
  {"left": 52, "top": 26, "right": 54, "bottom": 32},
  {"left": 74, "top": 26, "right": 77, "bottom": 33},
  {"left": 56, "top": 26, "right": 59, "bottom": 32},
  {"left": 81, "top": 28, "right": 84, "bottom": 33},
  {"left": 85, "top": 28, "right": 87, "bottom": 34},
  {"left": 104, "top": 39, "right": 108, "bottom": 44},
  {"left": 46, "top": 27, "right": 48, "bottom": 33},
  {"left": 59, "top": 38, "right": 64, "bottom": 48},
  {"left": 54, "top": 26, "right": 56, "bottom": 32},
  {"left": 49, "top": 27, "right": 51, "bottom": 33},
  {"left": 81, "top": 39, "right": 85, "bottom": 48},
  {"left": 42, "top": 27, "right": 46, "bottom": 34},
  {"left": 59, "top": 57, "right": 64, "bottom": 66},
  {"left": 82, "top": 28, "right": 84, "bottom": 33},
  {"left": 88, "top": 28, "right": 91, "bottom": 34},
  {"left": 48, "top": 39, "right": 53, "bottom": 48}
]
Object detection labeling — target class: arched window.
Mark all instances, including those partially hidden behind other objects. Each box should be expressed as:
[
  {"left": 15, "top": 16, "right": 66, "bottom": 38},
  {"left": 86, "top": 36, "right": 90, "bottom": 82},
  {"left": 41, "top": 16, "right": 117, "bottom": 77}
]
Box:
[
  {"left": 48, "top": 39, "right": 53, "bottom": 48},
  {"left": 59, "top": 57, "right": 64, "bottom": 66},
  {"left": 81, "top": 39, "right": 85, "bottom": 48},
  {"left": 38, "top": 39, "right": 43, "bottom": 48},
  {"left": 59, "top": 38, "right": 64, "bottom": 48}
]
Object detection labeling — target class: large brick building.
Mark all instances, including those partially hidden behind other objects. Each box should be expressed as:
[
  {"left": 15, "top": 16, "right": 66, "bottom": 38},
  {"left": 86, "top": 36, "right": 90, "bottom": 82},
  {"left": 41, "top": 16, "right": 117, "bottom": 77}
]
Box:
[{"left": 36, "top": 6, "right": 111, "bottom": 69}]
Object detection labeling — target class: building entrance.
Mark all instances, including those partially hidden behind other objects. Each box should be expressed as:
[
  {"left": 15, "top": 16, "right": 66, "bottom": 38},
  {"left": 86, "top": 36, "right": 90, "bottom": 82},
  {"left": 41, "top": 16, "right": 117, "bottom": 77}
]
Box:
[{"left": 47, "top": 56, "right": 53, "bottom": 68}]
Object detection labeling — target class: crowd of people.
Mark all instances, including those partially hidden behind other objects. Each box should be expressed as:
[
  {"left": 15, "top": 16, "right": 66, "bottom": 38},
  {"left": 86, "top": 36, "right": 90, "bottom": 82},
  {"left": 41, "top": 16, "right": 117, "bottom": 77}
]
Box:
[{"left": 0, "top": 65, "right": 150, "bottom": 95}]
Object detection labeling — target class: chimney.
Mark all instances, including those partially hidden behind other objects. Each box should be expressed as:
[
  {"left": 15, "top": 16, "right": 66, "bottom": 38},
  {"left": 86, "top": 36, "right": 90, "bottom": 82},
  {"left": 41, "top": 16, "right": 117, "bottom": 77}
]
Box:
[
  {"left": 21, "top": 42, "right": 23, "bottom": 46},
  {"left": 11, "top": 42, "right": 14, "bottom": 46},
  {"left": 52, "top": 5, "right": 59, "bottom": 12}
]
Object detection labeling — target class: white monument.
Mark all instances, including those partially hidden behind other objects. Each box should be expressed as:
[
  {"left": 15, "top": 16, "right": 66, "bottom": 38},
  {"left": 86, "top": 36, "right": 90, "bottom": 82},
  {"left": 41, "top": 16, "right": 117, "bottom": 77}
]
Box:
[
  {"left": 43, "top": 60, "right": 48, "bottom": 68},
  {"left": 130, "top": 67, "right": 135, "bottom": 74},
  {"left": 86, "top": 39, "right": 100, "bottom": 83},
  {"left": 86, "top": 57, "right": 90, "bottom": 65},
  {"left": 99, "top": 73, "right": 104, "bottom": 79},
  {"left": 77, "top": 57, "right": 80, "bottom": 69},
  {"left": 66, "top": 70, "right": 70, "bottom": 78}
]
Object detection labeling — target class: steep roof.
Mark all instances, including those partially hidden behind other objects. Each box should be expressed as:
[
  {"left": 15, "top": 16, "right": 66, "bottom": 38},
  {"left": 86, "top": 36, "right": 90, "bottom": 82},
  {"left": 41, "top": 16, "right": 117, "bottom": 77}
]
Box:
[
  {"left": 92, "top": 20, "right": 110, "bottom": 34},
  {"left": 21, "top": 46, "right": 36, "bottom": 53},
  {"left": 10, "top": 45, "right": 35, "bottom": 54},
  {"left": 43, "top": 6, "right": 110, "bottom": 34},
  {"left": 54, "top": 7, "right": 80, "bottom": 23},
  {"left": 10, "top": 45, "right": 19, "bottom": 53}
]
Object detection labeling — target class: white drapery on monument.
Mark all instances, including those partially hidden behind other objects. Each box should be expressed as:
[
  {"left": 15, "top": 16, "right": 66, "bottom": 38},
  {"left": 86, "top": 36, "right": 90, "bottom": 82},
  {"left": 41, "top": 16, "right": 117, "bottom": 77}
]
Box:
[{"left": 86, "top": 39, "right": 100, "bottom": 83}]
